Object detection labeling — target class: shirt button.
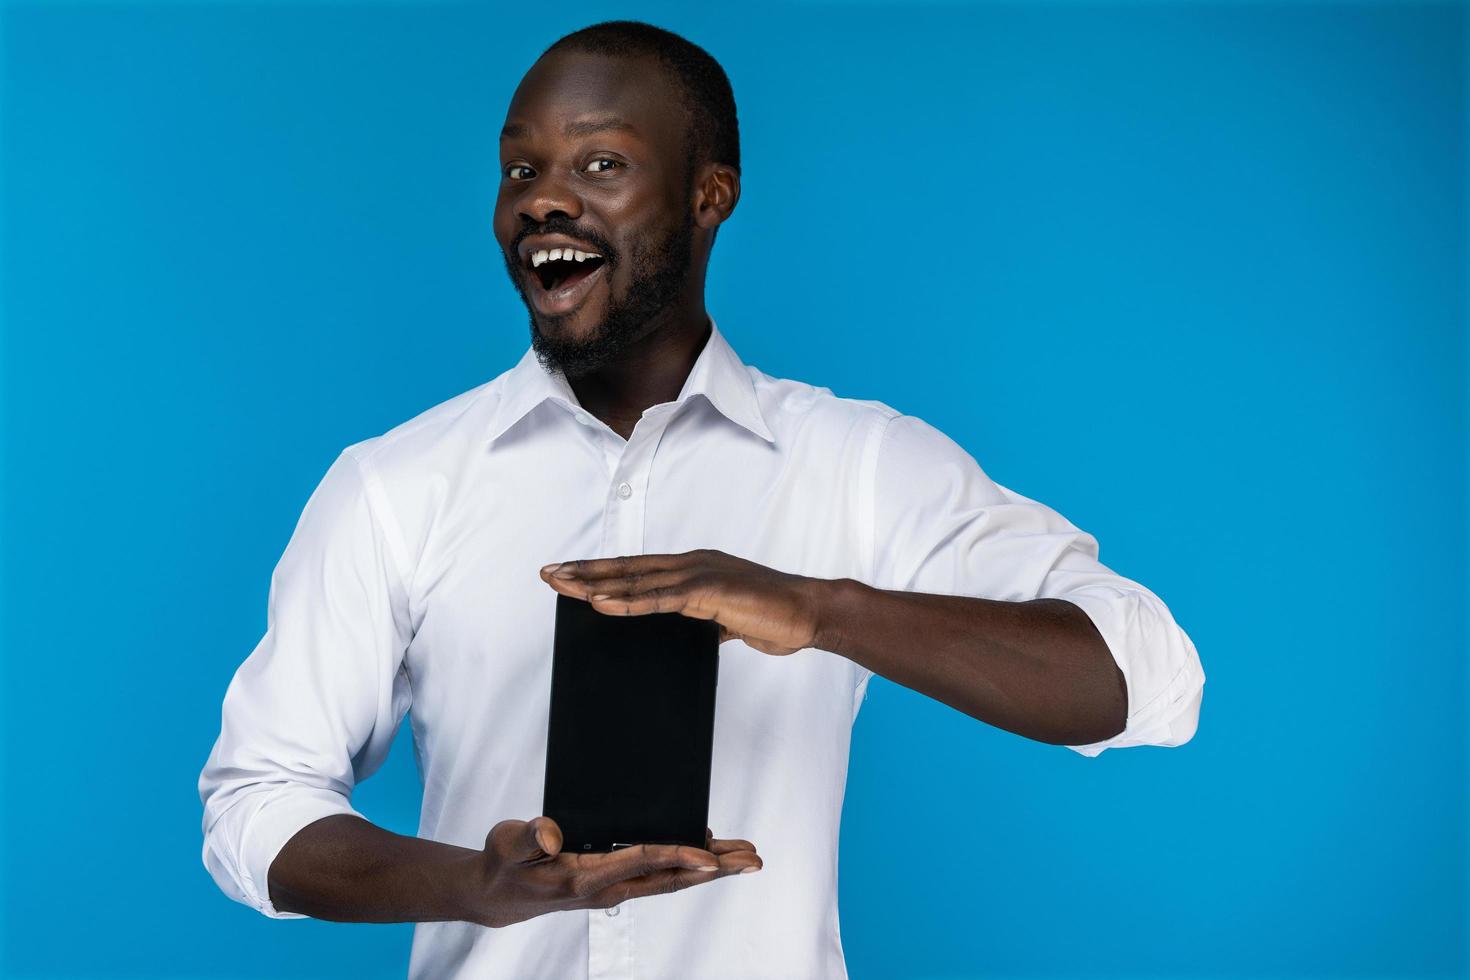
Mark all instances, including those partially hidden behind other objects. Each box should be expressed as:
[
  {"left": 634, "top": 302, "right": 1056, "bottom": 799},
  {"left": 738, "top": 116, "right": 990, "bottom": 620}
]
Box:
[
  {"left": 605, "top": 905, "right": 621, "bottom": 917},
  {"left": 616, "top": 482, "right": 632, "bottom": 499}
]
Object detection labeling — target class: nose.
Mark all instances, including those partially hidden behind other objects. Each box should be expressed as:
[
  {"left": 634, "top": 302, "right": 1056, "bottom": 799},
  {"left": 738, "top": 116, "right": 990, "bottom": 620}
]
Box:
[{"left": 515, "top": 170, "right": 583, "bottom": 225}]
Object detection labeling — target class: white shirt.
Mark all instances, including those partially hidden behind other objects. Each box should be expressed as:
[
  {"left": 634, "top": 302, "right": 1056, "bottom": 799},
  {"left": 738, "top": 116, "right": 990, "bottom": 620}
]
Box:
[{"left": 199, "top": 319, "right": 1205, "bottom": 980}]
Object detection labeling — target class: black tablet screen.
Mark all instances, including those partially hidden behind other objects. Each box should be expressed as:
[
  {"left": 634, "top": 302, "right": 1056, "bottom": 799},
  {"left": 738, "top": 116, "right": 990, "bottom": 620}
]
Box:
[{"left": 542, "top": 592, "right": 720, "bottom": 852}]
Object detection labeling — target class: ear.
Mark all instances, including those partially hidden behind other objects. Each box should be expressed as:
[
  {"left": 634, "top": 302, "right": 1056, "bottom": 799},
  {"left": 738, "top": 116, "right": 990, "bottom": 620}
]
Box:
[{"left": 692, "top": 163, "right": 740, "bottom": 230}]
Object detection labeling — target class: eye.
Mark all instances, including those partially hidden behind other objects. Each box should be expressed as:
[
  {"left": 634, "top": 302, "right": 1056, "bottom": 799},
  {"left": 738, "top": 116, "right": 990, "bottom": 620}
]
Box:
[
  {"left": 584, "top": 158, "right": 623, "bottom": 174},
  {"left": 504, "top": 163, "right": 535, "bottom": 180}
]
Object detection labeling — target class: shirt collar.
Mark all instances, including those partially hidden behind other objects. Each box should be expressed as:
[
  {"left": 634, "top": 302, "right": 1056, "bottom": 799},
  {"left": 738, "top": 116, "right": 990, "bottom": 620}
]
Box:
[{"left": 485, "top": 318, "right": 776, "bottom": 445}]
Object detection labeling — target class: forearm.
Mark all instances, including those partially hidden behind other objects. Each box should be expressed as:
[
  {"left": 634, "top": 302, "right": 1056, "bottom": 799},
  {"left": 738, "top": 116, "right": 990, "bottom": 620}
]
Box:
[
  {"left": 810, "top": 579, "right": 1127, "bottom": 746},
  {"left": 267, "top": 813, "right": 480, "bottom": 924}
]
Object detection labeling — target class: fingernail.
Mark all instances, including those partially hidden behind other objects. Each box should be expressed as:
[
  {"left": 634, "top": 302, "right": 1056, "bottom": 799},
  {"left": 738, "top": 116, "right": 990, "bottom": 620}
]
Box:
[
  {"left": 540, "top": 564, "right": 561, "bottom": 576},
  {"left": 698, "top": 864, "right": 718, "bottom": 871},
  {"left": 552, "top": 568, "right": 577, "bottom": 580},
  {"left": 740, "top": 866, "right": 760, "bottom": 874},
  {"left": 590, "top": 594, "right": 610, "bottom": 601}
]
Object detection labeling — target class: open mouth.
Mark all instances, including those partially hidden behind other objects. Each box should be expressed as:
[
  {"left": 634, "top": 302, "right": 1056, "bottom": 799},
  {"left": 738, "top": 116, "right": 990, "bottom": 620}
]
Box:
[{"left": 527, "top": 246, "right": 606, "bottom": 294}]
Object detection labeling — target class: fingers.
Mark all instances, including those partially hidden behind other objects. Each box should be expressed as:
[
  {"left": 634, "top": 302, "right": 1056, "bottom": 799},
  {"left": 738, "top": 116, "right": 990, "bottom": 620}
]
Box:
[
  {"left": 545, "top": 567, "right": 706, "bottom": 617},
  {"left": 538, "top": 553, "right": 732, "bottom": 619},
  {"left": 711, "top": 847, "right": 762, "bottom": 874},
  {"left": 576, "top": 568, "right": 693, "bottom": 602},
  {"left": 705, "top": 827, "right": 756, "bottom": 856},
  {"left": 542, "top": 553, "right": 698, "bottom": 583},
  {"left": 598, "top": 866, "right": 721, "bottom": 905},
  {"left": 572, "top": 842, "right": 721, "bottom": 897},
  {"left": 592, "top": 848, "right": 762, "bottom": 907},
  {"left": 605, "top": 586, "right": 722, "bottom": 619}
]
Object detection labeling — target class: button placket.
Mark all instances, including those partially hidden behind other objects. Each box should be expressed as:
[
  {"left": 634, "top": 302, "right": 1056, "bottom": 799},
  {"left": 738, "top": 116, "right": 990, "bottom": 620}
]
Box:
[
  {"left": 600, "top": 412, "right": 665, "bottom": 556},
  {"left": 589, "top": 410, "right": 667, "bottom": 980},
  {"left": 587, "top": 898, "right": 632, "bottom": 980}
]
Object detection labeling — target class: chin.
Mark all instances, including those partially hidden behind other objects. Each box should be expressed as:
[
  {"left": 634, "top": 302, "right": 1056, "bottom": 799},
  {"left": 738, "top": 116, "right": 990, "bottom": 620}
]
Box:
[
  {"left": 528, "top": 305, "right": 622, "bottom": 377},
  {"left": 532, "top": 304, "right": 606, "bottom": 344}
]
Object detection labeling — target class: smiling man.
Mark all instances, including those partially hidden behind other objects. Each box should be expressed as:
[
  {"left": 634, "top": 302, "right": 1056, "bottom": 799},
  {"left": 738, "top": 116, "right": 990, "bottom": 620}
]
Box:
[{"left": 199, "top": 20, "right": 1206, "bottom": 980}]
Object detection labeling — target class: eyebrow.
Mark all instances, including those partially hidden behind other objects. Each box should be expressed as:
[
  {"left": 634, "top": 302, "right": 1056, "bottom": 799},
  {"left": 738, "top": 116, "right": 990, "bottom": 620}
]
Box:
[{"left": 500, "top": 117, "right": 639, "bottom": 140}]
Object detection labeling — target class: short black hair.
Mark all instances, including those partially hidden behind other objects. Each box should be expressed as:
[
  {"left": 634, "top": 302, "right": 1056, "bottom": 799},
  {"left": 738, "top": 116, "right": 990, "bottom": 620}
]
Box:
[{"left": 544, "top": 20, "right": 740, "bottom": 175}]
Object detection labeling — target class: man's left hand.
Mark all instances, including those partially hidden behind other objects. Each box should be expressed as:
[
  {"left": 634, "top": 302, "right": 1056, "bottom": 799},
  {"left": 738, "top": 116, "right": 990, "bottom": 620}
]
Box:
[{"left": 538, "top": 549, "right": 826, "bottom": 656}]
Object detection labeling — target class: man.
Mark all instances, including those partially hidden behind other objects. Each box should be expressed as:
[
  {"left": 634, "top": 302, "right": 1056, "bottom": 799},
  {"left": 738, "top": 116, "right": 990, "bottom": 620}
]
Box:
[{"left": 199, "top": 20, "right": 1205, "bottom": 980}]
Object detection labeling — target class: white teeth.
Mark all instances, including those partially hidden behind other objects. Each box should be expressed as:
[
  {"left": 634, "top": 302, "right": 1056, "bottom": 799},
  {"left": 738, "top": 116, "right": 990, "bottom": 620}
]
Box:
[{"left": 529, "top": 246, "right": 603, "bottom": 270}]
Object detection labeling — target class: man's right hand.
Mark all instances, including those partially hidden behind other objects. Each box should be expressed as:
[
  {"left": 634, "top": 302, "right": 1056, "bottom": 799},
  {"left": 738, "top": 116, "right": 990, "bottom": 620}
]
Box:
[{"left": 463, "top": 817, "right": 762, "bottom": 928}]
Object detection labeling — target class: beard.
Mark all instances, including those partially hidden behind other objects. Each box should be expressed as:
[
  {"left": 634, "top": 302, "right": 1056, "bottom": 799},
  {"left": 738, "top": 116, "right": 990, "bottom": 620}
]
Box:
[{"left": 503, "top": 215, "right": 696, "bottom": 379}]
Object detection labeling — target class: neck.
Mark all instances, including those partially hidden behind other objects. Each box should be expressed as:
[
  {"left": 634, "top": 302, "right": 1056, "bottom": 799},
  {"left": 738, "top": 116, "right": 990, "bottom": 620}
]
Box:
[{"left": 566, "top": 297, "right": 711, "bottom": 441}]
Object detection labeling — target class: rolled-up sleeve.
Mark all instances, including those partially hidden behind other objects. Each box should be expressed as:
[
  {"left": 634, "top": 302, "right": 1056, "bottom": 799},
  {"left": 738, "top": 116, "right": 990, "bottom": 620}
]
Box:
[
  {"left": 198, "top": 447, "right": 415, "bottom": 917},
  {"left": 866, "top": 413, "right": 1205, "bottom": 757}
]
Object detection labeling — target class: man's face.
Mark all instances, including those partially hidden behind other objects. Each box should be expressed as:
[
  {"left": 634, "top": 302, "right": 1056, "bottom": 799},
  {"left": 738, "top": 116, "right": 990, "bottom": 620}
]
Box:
[{"left": 495, "top": 51, "right": 697, "bottom": 377}]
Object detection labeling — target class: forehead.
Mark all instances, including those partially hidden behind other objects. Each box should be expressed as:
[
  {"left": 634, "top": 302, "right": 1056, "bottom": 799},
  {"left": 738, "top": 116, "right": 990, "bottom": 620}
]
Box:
[{"left": 502, "top": 51, "right": 688, "bottom": 153}]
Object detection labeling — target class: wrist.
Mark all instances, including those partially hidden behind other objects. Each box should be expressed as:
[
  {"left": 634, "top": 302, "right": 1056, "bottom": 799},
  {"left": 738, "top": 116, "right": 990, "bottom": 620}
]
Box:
[
  {"left": 443, "top": 848, "right": 491, "bottom": 926},
  {"left": 805, "top": 576, "right": 866, "bottom": 655}
]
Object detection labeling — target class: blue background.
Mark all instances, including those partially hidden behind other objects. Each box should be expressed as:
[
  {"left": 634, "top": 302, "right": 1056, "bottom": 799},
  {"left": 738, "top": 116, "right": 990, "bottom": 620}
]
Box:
[{"left": 2, "top": 1, "right": 1465, "bottom": 977}]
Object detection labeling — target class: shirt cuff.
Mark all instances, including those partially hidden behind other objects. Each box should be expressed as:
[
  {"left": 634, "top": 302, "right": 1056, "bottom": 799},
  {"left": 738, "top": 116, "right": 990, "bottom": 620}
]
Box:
[
  {"left": 238, "top": 785, "right": 366, "bottom": 918},
  {"left": 1056, "top": 588, "right": 1206, "bottom": 757}
]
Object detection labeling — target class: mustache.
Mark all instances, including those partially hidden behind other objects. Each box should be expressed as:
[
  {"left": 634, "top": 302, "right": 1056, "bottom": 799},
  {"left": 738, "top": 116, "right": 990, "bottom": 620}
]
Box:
[{"left": 510, "top": 216, "right": 617, "bottom": 264}]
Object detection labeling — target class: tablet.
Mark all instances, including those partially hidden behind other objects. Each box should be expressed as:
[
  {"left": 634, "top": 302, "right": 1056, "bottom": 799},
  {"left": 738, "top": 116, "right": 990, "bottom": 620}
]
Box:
[{"left": 542, "top": 592, "right": 720, "bottom": 853}]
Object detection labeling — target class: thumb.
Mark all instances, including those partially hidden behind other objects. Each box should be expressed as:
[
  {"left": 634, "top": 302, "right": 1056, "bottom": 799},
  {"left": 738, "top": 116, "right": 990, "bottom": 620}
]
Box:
[{"left": 523, "top": 816, "right": 563, "bottom": 861}]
